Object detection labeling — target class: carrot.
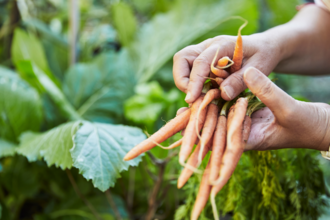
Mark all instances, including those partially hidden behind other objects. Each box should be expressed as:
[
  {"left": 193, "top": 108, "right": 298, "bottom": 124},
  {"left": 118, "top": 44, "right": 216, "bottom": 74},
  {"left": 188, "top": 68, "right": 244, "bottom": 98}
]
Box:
[
  {"left": 211, "top": 98, "right": 248, "bottom": 186},
  {"left": 124, "top": 109, "right": 191, "bottom": 161},
  {"left": 230, "top": 18, "right": 248, "bottom": 73},
  {"left": 205, "top": 74, "right": 224, "bottom": 87},
  {"left": 210, "top": 46, "right": 234, "bottom": 78},
  {"left": 210, "top": 97, "right": 248, "bottom": 220},
  {"left": 209, "top": 101, "right": 230, "bottom": 184},
  {"left": 177, "top": 137, "right": 212, "bottom": 189},
  {"left": 179, "top": 95, "right": 208, "bottom": 166},
  {"left": 191, "top": 161, "right": 212, "bottom": 220},
  {"left": 196, "top": 103, "right": 219, "bottom": 167},
  {"left": 218, "top": 56, "right": 230, "bottom": 67}
]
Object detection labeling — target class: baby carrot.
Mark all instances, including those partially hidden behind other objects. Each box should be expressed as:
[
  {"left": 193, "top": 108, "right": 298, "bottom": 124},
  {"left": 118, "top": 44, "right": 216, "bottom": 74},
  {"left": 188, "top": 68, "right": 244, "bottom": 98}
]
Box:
[
  {"left": 191, "top": 161, "right": 212, "bottom": 220},
  {"left": 211, "top": 46, "right": 233, "bottom": 78},
  {"left": 208, "top": 102, "right": 230, "bottom": 184},
  {"left": 230, "top": 18, "right": 247, "bottom": 73},
  {"left": 177, "top": 139, "right": 212, "bottom": 189},
  {"left": 124, "top": 109, "right": 191, "bottom": 161},
  {"left": 210, "top": 98, "right": 248, "bottom": 219},
  {"left": 196, "top": 103, "right": 218, "bottom": 167},
  {"left": 179, "top": 95, "right": 207, "bottom": 165},
  {"left": 211, "top": 97, "right": 248, "bottom": 186}
]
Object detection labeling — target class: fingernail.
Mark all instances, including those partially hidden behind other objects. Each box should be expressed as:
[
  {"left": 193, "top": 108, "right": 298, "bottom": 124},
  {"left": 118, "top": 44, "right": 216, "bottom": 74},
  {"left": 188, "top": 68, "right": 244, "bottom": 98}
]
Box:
[
  {"left": 244, "top": 67, "right": 259, "bottom": 84},
  {"left": 185, "top": 92, "right": 191, "bottom": 102},
  {"left": 223, "top": 86, "right": 234, "bottom": 100}
]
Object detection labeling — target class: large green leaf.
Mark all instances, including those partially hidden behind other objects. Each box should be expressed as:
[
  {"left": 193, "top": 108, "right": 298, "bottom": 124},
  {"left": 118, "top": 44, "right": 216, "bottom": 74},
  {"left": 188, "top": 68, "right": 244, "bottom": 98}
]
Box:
[
  {"left": 17, "top": 121, "right": 81, "bottom": 169},
  {"left": 129, "top": 0, "right": 258, "bottom": 83},
  {"left": 71, "top": 121, "right": 146, "bottom": 191},
  {"left": 0, "top": 66, "right": 43, "bottom": 142},
  {"left": 63, "top": 51, "right": 136, "bottom": 123},
  {"left": 0, "top": 139, "right": 16, "bottom": 158},
  {"left": 23, "top": 18, "right": 69, "bottom": 80},
  {"left": 111, "top": 2, "right": 137, "bottom": 47},
  {"left": 11, "top": 28, "right": 60, "bottom": 86}
]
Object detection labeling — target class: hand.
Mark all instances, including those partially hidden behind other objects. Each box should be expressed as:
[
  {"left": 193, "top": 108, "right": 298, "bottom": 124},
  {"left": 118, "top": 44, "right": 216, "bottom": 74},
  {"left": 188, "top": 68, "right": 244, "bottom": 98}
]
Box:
[
  {"left": 244, "top": 67, "right": 330, "bottom": 151},
  {"left": 173, "top": 34, "right": 281, "bottom": 103}
]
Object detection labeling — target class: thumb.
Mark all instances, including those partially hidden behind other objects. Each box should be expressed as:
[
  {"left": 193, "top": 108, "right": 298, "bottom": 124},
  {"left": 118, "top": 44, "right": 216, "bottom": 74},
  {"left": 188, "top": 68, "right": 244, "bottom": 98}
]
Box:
[{"left": 243, "top": 67, "right": 296, "bottom": 118}]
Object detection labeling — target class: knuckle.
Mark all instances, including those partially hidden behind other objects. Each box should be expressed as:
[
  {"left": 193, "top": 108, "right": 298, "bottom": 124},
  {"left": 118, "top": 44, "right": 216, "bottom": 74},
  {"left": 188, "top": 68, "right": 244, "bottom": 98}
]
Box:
[
  {"left": 231, "top": 73, "right": 246, "bottom": 89},
  {"left": 193, "top": 56, "right": 209, "bottom": 66},
  {"left": 174, "top": 80, "right": 187, "bottom": 93},
  {"left": 173, "top": 51, "right": 182, "bottom": 60},
  {"left": 257, "top": 81, "right": 273, "bottom": 99}
]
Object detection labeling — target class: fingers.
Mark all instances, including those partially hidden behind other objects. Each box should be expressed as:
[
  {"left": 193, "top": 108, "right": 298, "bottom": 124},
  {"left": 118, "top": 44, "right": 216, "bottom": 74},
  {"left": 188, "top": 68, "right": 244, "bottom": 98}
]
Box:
[
  {"left": 176, "top": 107, "right": 189, "bottom": 116},
  {"left": 219, "top": 55, "right": 268, "bottom": 100},
  {"left": 173, "top": 42, "right": 209, "bottom": 93},
  {"left": 185, "top": 39, "right": 235, "bottom": 103},
  {"left": 243, "top": 67, "right": 297, "bottom": 120}
]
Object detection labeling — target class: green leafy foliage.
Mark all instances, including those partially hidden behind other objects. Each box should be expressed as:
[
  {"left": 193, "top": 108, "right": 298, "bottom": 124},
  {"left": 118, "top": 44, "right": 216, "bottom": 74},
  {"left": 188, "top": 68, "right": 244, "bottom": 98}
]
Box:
[
  {"left": 266, "top": 0, "right": 301, "bottom": 26},
  {"left": 1, "top": 0, "right": 329, "bottom": 219},
  {"left": 11, "top": 28, "right": 60, "bottom": 86},
  {"left": 0, "top": 66, "right": 43, "bottom": 143},
  {"left": 129, "top": 0, "right": 258, "bottom": 83},
  {"left": 17, "top": 121, "right": 81, "bottom": 169},
  {"left": 0, "top": 139, "right": 16, "bottom": 158},
  {"left": 23, "top": 18, "right": 69, "bottom": 80},
  {"left": 63, "top": 51, "right": 136, "bottom": 123},
  {"left": 71, "top": 121, "right": 146, "bottom": 191},
  {"left": 125, "top": 81, "right": 185, "bottom": 129},
  {"left": 176, "top": 149, "right": 327, "bottom": 220},
  {"left": 111, "top": 2, "right": 137, "bottom": 47}
]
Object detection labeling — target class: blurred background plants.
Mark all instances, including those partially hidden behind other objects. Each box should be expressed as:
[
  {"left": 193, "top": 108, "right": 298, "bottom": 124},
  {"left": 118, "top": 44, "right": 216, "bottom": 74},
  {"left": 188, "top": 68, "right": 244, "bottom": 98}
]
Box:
[{"left": 0, "top": 0, "right": 330, "bottom": 219}]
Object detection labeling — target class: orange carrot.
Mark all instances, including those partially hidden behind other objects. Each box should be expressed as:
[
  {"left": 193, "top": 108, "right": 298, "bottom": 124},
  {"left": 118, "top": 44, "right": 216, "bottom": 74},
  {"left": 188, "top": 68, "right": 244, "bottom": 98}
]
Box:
[
  {"left": 191, "top": 161, "right": 212, "bottom": 220},
  {"left": 179, "top": 95, "right": 208, "bottom": 165},
  {"left": 211, "top": 98, "right": 247, "bottom": 186},
  {"left": 209, "top": 102, "right": 230, "bottom": 184},
  {"left": 210, "top": 98, "right": 248, "bottom": 220},
  {"left": 206, "top": 74, "right": 224, "bottom": 87},
  {"left": 217, "top": 57, "right": 229, "bottom": 67},
  {"left": 124, "top": 109, "right": 191, "bottom": 161},
  {"left": 196, "top": 103, "right": 219, "bottom": 167},
  {"left": 211, "top": 46, "right": 234, "bottom": 78},
  {"left": 177, "top": 138, "right": 212, "bottom": 189},
  {"left": 230, "top": 18, "right": 247, "bottom": 73}
]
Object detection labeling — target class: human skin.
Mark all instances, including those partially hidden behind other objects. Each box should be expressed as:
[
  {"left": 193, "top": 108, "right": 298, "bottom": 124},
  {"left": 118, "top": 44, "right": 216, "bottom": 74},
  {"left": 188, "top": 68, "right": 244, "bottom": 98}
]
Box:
[
  {"left": 173, "top": 5, "right": 330, "bottom": 103},
  {"left": 173, "top": 5, "right": 330, "bottom": 151}
]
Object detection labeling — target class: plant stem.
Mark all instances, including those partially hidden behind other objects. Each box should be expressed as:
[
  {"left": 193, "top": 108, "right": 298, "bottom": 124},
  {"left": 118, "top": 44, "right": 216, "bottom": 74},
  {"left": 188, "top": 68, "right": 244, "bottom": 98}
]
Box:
[
  {"left": 69, "top": 0, "right": 79, "bottom": 65},
  {"left": 127, "top": 167, "right": 136, "bottom": 212},
  {"left": 4, "top": 0, "right": 20, "bottom": 61},
  {"left": 105, "top": 189, "right": 123, "bottom": 220},
  {"left": 145, "top": 162, "right": 165, "bottom": 220},
  {"left": 66, "top": 170, "right": 103, "bottom": 220},
  {"left": 32, "top": 65, "right": 82, "bottom": 121}
]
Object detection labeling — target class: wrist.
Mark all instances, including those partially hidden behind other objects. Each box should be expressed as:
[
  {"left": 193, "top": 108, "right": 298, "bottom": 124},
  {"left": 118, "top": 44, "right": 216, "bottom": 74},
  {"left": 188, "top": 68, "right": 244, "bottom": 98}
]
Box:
[{"left": 319, "top": 104, "right": 330, "bottom": 151}]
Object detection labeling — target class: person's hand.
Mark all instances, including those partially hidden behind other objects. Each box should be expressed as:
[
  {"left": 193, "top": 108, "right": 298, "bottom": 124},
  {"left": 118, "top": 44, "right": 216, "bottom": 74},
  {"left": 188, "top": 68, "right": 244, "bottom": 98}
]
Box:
[
  {"left": 244, "top": 67, "right": 330, "bottom": 151},
  {"left": 173, "top": 34, "right": 281, "bottom": 103}
]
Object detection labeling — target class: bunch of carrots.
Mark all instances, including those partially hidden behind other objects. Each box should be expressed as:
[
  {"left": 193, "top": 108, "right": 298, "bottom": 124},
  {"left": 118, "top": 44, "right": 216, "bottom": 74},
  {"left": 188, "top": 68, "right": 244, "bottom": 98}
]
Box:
[{"left": 124, "top": 18, "right": 265, "bottom": 220}]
